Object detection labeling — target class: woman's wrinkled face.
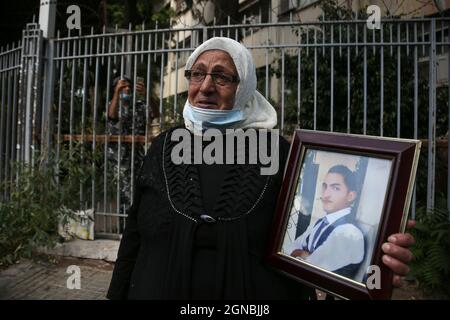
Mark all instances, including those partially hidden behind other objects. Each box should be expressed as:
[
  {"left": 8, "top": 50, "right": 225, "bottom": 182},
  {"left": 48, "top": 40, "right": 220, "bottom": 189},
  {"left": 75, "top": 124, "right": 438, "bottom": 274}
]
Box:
[{"left": 187, "top": 50, "right": 239, "bottom": 110}]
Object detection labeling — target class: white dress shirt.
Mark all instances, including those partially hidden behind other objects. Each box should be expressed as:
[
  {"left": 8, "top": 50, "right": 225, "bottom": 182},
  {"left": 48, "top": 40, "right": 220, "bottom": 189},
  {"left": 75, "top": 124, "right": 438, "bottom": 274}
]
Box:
[{"left": 284, "top": 207, "right": 365, "bottom": 274}]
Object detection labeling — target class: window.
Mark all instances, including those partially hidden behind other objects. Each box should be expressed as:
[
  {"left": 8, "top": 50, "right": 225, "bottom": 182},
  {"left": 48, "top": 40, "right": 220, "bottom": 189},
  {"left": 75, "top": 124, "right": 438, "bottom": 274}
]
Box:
[
  {"left": 240, "top": 0, "right": 271, "bottom": 25},
  {"left": 279, "top": 0, "right": 318, "bottom": 15}
]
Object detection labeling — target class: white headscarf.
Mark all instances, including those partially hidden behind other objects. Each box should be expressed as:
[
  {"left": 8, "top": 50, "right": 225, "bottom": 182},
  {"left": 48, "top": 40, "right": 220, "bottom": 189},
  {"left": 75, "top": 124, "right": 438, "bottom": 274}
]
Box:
[{"left": 183, "top": 37, "right": 277, "bottom": 130}]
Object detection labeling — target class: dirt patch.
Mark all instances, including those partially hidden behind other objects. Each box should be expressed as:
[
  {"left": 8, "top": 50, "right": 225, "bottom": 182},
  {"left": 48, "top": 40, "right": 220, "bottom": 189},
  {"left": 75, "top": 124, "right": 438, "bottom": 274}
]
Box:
[
  {"left": 54, "top": 256, "right": 115, "bottom": 271},
  {"left": 392, "top": 280, "right": 448, "bottom": 300}
]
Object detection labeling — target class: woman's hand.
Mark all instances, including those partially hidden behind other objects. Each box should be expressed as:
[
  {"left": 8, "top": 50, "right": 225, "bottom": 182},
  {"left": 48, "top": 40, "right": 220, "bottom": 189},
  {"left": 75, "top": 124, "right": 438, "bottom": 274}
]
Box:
[{"left": 381, "top": 220, "right": 416, "bottom": 287}]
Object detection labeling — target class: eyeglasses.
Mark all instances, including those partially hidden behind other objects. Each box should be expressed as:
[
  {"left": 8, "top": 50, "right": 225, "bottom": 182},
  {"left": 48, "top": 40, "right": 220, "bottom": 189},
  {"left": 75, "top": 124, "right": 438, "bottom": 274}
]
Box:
[{"left": 185, "top": 70, "right": 239, "bottom": 86}]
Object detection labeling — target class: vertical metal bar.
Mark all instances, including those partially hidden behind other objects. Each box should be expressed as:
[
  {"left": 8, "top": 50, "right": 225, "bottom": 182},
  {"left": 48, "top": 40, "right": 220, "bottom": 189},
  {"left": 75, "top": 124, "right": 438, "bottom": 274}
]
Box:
[
  {"left": 5, "top": 52, "right": 13, "bottom": 193},
  {"left": 114, "top": 24, "right": 118, "bottom": 65},
  {"left": 16, "top": 36, "right": 25, "bottom": 168},
  {"left": 373, "top": 24, "right": 376, "bottom": 55},
  {"left": 347, "top": 24, "right": 351, "bottom": 133},
  {"left": 24, "top": 33, "right": 33, "bottom": 164},
  {"left": 355, "top": 22, "right": 359, "bottom": 56},
  {"left": 78, "top": 37, "right": 81, "bottom": 66},
  {"left": 331, "top": 24, "right": 334, "bottom": 132},
  {"left": 91, "top": 37, "right": 100, "bottom": 213},
  {"left": 29, "top": 29, "right": 38, "bottom": 167},
  {"left": 34, "top": 28, "right": 44, "bottom": 167},
  {"left": 67, "top": 29, "right": 71, "bottom": 57},
  {"left": 265, "top": 48, "right": 269, "bottom": 98},
  {"left": 422, "top": 22, "right": 425, "bottom": 56},
  {"left": 447, "top": 20, "right": 450, "bottom": 213},
  {"left": 145, "top": 33, "right": 151, "bottom": 150},
  {"left": 89, "top": 27, "right": 93, "bottom": 65},
  {"left": 412, "top": 22, "right": 418, "bottom": 219},
  {"left": 12, "top": 45, "right": 19, "bottom": 179},
  {"left": 41, "top": 37, "right": 55, "bottom": 161},
  {"left": 159, "top": 33, "right": 165, "bottom": 129},
  {"left": 0, "top": 49, "right": 5, "bottom": 187},
  {"left": 306, "top": 26, "right": 309, "bottom": 56},
  {"left": 427, "top": 19, "right": 437, "bottom": 211},
  {"left": 363, "top": 25, "right": 367, "bottom": 135},
  {"left": 281, "top": 49, "right": 285, "bottom": 135},
  {"left": 297, "top": 47, "right": 301, "bottom": 127},
  {"left": 390, "top": 23, "right": 393, "bottom": 56},
  {"left": 397, "top": 23, "right": 401, "bottom": 138},
  {"left": 314, "top": 28, "right": 317, "bottom": 130},
  {"left": 141, "top": 22, "right": 145, "bottom": 63},
  {"left": 130, "top": 35, "right": 137, "bottom": 204},
  {"left": 56, "top": 38, "right": 64, "bottom": 183},
  {"left": 101, "top": 26, "right": 105, "bottom": 65},
  {"left": 406, "top": 23, "right": 410, "bottom": 56},
  {"left": 322, "top": 23, "right": 325, "bottom": 56},
  {"left": 10, "top": 47, "right": 18, "bottom": 181},
  {"left": 11, "top": 46, "right": 19, "bottom": 174},
  {"left": 154, "top": 21, "right": 158, "bottom": 63},
  {"left": 26, "top": 30, "right": 33, "bottom": 167},
  {"left": 69, "top": 39, "right": 76, "bottom": 154},
  {"left": 29, "top": 28, "right": 36, "bottom": 169},
  {"left": 174, "top": 31, "right": 179, "bottom": 121},
  {"left": 117, "top": 52, "right": 124, "bottom": 230},
  {"left": 103, "top": 34, "right": 112, "bottom": 230},
  {"left": 80, "top": 36, "right": 89, "bottom": 210},
  {"left": 2, "top": 48, "right": 7, "bottom": 191},
  {"left": 380, "top": 23, "right": 384, "bottom": 137}
]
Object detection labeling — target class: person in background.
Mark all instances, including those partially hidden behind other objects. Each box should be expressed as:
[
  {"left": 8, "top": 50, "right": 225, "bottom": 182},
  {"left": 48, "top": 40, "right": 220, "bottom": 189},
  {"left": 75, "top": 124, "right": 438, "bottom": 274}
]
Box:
[{"left": 107, "top": 75, "right": 159, "bottom": 219}]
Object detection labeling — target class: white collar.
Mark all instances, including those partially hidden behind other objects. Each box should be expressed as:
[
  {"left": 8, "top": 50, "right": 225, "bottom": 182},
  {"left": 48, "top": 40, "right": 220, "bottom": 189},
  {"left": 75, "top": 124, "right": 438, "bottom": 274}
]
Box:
[{"left": 323, "top": 207, "right": 352, "bottom": 225}]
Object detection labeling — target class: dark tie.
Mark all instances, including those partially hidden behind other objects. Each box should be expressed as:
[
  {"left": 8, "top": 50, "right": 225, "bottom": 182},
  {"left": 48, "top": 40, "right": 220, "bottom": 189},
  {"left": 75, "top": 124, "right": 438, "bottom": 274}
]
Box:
[{"left": 310, "top": 217, "right": 329, "bottom": 252}]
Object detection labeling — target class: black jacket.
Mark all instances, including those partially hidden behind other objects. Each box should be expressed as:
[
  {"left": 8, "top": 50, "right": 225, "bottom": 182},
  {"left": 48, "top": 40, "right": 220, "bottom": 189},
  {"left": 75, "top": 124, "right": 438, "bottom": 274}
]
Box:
[{"left": 107, "top": 126, "right": 313, "bottom": 300}]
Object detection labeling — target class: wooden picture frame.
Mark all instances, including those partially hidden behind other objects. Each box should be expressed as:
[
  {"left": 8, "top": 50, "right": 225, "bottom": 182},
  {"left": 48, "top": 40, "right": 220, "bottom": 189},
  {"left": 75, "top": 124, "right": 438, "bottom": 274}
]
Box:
[{"left": 268, "top": 129, "right": 421, "bottom": 300}]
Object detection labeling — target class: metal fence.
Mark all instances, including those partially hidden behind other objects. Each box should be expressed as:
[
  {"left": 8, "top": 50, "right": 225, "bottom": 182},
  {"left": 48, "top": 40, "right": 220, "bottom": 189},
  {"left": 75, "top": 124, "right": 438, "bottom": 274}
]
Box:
[{"left": 0, "top": 18, "right": 449, "bottom": 238}]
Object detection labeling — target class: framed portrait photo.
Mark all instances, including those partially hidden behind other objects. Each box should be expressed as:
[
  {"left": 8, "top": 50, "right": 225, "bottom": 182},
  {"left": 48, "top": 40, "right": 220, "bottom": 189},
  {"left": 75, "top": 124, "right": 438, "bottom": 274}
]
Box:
[{"left": 268, "top": 129, "right": 421, "bottom": 300}]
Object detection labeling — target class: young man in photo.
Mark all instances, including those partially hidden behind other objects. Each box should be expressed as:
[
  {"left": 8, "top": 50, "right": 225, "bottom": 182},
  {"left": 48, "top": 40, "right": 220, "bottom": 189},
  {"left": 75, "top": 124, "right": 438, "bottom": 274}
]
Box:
[{"left": 285, "top": 165, "right": 365, "bottom": 279}]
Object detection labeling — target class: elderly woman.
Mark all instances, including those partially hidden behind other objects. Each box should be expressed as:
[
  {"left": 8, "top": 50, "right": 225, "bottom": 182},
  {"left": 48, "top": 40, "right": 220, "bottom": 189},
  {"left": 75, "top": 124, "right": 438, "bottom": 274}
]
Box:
[{"left": 107, "top": 37, "right": 415, "bottom": 300}]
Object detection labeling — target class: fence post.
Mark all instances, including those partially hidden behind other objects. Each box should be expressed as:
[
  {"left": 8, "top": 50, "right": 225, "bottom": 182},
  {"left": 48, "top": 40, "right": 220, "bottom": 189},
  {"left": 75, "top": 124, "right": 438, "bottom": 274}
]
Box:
[
  {"left": 20, "top": 24, "right": 44, "bottom": 165},
  {"left": 427, "top": 19, "right": 437, "bottom": 212},
  {"left": 39, "top": 0, "right": 57, "bottom": 162},
  {"left": 447, "top": 25, "right": 450, "bottom": 215}
]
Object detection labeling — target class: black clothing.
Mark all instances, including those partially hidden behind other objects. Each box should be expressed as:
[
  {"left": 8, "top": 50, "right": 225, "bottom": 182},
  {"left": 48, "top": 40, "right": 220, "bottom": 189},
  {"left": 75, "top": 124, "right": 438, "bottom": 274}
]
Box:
[{"left": 107, "top": 126, "right": 313, "bottom": 300}]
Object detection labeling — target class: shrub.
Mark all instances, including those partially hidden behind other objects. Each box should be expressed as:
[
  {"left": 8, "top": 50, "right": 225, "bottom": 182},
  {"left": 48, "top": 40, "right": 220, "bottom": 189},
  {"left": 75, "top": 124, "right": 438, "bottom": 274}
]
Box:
[
  {"left": 411, "top": 203, "right": 450, "bottom": 298},
  {"left": 0, "top": 142, "right": 110, "bottom": 267}
]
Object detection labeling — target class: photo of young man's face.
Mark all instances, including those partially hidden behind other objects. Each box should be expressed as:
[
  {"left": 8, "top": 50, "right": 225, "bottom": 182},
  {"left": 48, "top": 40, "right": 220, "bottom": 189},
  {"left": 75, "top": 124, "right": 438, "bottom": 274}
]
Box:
[
  {"left": 321, "top": 172, "right": 356, "bottom": 214},
  {"left": 281, "top": 149, "right": 393, "bottom": 284}
]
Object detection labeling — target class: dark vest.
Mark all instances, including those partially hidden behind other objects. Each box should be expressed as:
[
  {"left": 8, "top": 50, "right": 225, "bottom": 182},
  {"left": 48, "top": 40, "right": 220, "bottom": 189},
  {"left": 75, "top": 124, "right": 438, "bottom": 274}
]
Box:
[{"left": 312, "top": 214, "right": 365, "bottom": 279}]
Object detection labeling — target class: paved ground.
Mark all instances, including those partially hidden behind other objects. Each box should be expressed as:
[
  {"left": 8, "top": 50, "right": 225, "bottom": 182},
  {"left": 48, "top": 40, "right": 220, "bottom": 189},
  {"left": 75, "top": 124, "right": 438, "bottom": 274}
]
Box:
[
  {"left": 0, "top": 253, "right": 428, "bottom": 300},
  {"left": 0, "top": 257, "right": 114, "bottom": 300}
]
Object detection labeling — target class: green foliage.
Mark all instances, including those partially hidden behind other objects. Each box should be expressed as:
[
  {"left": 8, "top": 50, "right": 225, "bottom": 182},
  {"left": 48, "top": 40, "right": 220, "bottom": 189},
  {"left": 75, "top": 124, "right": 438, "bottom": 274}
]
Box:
[
  {"left": 151, "top": 7, "right": 176, "bottom": 27},
  {"left": 0, "top": 142, "right": 111, "bottom": 267},
  {"left": 107, "top": 3, "right": 125, "bottom": 27},
  {"left": 106, "top": 0, "right": 175, "bottom": 29},
  {"left": 269, "top": 0, "right": 448, "bottom": 140},
  {"left": 411, "top": 204, "right": 450, "bottom": 298}
]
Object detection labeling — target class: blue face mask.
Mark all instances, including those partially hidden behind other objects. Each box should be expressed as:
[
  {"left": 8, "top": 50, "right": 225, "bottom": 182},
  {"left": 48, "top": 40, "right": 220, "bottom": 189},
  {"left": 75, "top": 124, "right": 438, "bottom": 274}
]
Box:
[
  {"left": 183, "top": 101, "right": 244, "bottom": 130},
  {"left": 120, "top": 92, "right": 132, "bottom": 102}
]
